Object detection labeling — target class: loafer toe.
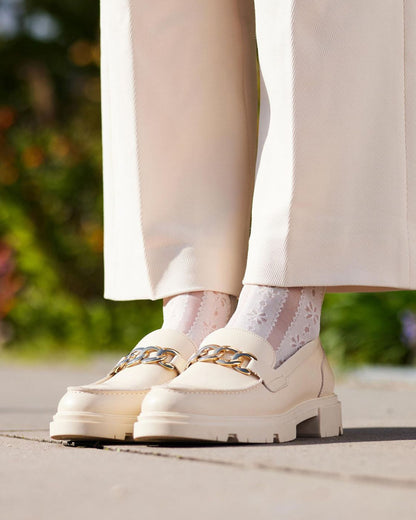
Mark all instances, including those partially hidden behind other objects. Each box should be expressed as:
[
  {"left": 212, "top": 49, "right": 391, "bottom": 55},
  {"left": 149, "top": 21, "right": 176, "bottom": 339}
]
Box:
[{"left": 50, "top": 329, "right": 196, "bottom": 441}]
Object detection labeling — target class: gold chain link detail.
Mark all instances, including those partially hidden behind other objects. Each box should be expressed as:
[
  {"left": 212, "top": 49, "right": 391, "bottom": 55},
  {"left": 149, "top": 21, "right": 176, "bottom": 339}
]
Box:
[
  {"left": 186, "top": 344, "right": 257, "bottom": 376},
  {"left": 109, "top": 346, "right": 179, "bottom": 376}
]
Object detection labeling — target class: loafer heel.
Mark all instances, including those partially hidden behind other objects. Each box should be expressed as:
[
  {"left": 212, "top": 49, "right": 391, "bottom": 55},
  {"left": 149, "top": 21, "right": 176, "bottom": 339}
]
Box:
[{"left": 297, "top": 400, "right": 343, "bottom": 438}]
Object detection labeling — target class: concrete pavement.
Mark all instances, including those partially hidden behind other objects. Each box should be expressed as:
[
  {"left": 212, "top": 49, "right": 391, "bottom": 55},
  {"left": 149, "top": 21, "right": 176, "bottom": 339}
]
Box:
[{"left": 0, "top": 357, "right": 415, "bottom": 520}]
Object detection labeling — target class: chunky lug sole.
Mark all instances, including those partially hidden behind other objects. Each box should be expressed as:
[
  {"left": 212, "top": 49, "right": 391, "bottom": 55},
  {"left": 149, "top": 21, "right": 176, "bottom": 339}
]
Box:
[
  {"left": 133, "top": 394, "right": 343, "bottom": 443},
  {"left": 50, "top": 411, "right": 137, "bottom": 441}
]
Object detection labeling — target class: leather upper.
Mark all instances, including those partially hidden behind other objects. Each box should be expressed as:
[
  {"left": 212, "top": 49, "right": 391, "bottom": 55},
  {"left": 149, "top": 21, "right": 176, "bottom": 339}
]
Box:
[
  {"left": 141, "top": 328, "right": 336, "bottom": 417},
  {"left": 56, "top": 329, "right": 197, "bottom": 416}
]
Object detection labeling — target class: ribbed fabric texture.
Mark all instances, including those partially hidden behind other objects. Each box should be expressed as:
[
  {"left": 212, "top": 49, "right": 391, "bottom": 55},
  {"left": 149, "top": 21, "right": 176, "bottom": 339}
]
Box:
[{"left": 101, "top": 0, "right": 416, "bottom": 300}]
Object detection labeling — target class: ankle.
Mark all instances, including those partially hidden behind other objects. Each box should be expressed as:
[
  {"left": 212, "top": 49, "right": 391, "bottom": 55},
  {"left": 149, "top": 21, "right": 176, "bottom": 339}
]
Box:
[
  {"left": 226, "top": 285, "right": 325, "bottom": 366},
  {"left": 162, "top": 290, "right": 235, "bottom": 348}
]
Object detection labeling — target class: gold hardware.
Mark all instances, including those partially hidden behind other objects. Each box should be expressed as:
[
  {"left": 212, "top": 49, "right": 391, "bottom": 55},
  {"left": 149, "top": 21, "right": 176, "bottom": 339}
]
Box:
[
  {"left": 186, "top": 345, "right": 257, "bottom": 376},
  {"left": 109, "top": 346, "right": 179, "bottom": 376}
]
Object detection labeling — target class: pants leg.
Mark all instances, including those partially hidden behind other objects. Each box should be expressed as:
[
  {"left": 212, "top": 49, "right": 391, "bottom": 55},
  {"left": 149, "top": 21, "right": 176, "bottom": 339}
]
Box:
[
  {"left": 246, "top": 0, "right": 416, "bottom": 292},
  {"left": 100, "top": 0, "right": 258, "bottom": 300}
]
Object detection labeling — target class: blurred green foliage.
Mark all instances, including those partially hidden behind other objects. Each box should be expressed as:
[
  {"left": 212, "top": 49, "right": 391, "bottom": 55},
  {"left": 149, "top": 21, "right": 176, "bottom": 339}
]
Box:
[
  {"left": 0, "top": 1, "right": 415, "bottom": 364},
  {"left": 321, "top": 292, "right": 416, "bottom": 367},
  {"left": 0, "top": 0, "right": 161, "bottom": 359}
]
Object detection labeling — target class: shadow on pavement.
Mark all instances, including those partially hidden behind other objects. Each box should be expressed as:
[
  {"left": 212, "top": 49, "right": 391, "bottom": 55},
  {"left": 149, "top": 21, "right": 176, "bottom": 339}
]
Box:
[{"left": 62, "top": 427, "right": 416, "bottom": 449}]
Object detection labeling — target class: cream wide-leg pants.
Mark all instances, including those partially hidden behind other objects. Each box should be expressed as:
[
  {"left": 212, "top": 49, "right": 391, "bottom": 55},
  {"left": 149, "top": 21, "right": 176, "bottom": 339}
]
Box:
[{"left": 100, "top": 0, "right": 416, "bottom": 300}]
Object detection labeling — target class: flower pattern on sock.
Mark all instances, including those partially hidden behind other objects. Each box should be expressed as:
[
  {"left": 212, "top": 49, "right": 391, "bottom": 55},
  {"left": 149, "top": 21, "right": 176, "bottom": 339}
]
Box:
[
  {"left": 163, "top": 290, "right": 234, "bottom": 349},
  {"left": 226, "top": 285, "right": 325, "bottom": 367},
  {"left": 227, "top": 286, "right": 288, "bottom": 339}
]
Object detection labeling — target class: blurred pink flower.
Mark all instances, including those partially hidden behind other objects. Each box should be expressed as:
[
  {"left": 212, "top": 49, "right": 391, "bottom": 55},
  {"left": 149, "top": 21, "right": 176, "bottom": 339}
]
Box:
[{"left": 0, "top": 241, "right": 22, "bottom": 318}]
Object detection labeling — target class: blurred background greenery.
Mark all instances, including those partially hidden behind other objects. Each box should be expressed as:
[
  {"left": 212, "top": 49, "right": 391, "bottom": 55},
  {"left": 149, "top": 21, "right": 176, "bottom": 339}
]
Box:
[{"left": 1, "top": 0, "right": 416, "bottom": 365}]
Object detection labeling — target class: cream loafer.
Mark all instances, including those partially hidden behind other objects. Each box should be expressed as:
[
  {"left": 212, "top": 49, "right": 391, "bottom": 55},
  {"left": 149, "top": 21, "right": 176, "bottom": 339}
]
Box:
[
  {"left": 133, "top": 328, "right": 343, "bottom": 443},
  {"left": 50, "top": 329, "right": 196, "bottom": 441}
]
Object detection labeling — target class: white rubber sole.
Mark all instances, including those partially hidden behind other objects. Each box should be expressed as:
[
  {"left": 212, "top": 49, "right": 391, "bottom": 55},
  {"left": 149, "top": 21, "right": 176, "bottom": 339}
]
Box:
[
  {"left": 50, "top": 411, "right": 137, "bottom": 441},
  {"left": 133, "top": 395, "right": 343, "bottom": 443}
]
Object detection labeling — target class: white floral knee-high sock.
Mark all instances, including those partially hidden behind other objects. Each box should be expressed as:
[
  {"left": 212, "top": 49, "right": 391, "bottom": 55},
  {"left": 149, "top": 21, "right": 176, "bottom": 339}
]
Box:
[
  {"left": 226, "top": 286, "right": 325, "bottom": 367},
  {"left": 162, "top": 291, "right": 235, "bottom": 350}
]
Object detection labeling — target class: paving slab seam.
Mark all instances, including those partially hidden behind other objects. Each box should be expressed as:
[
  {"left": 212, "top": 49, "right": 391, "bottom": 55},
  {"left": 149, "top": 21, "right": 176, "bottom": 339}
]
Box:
[
  {"left": 2, "top": 432, "right": 415, "bottom": 491},
  {"left": 0, "top": 432, "right": 58, "bottom": 445},
  {"left": 0, "top": 429, "right": 51, "bottom": 433},
  {"left": 102, "top": 445, "right": 416, "bottom": 491}
]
